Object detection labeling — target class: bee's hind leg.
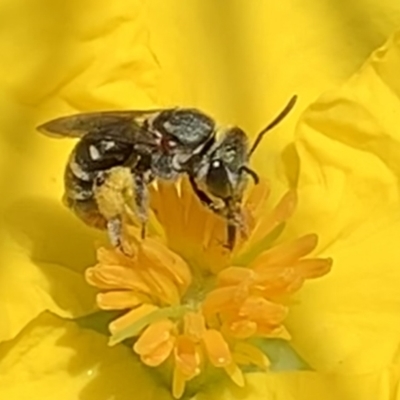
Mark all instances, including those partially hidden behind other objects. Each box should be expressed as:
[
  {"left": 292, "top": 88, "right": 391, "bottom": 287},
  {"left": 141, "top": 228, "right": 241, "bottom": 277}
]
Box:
[
  {"left": 133, "top": 172, "right": 150, "bottom": 239},
  {"left": 107, "top": 217, "right": 123, "bottom": 247},
  {"left": 93, "top": 167, "right": 133, "bottom": 250}
]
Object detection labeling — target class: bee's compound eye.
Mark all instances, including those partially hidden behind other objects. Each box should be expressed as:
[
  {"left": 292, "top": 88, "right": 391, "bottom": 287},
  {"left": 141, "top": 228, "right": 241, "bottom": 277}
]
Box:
[{"left": 206, "top": 159, "right": 231, "bottom": 199}]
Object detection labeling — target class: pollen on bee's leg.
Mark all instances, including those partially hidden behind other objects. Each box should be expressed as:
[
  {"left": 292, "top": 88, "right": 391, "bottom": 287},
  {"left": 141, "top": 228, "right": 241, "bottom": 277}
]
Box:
[{"left": 106, "top": 218, "right": 122, "bottom": 248}]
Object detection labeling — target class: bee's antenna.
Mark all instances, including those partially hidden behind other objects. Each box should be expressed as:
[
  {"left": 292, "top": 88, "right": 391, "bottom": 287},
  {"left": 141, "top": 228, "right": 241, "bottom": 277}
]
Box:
[{"left": 248, "top": 95, "right": 298, "bottom": 158}]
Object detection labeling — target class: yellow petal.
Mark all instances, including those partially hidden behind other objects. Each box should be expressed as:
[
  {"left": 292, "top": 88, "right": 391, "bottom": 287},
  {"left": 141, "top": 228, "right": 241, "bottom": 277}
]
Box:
[
  {"left": 192, "top": 368, "right": 400, "bottom": 400},
  {"left": 3, "top": 1, "right": 400, "bottom": 398},
  {"left": 288, "top": 213, "right": 400, "bottom": 374},
  {"left": 0, "top": 255, "right": 96, "bottom": 342},
  {"left": 287, "top": 31, "right": 400, "bottom": 373},
  {"left": 290, "top": 31, "right": 400, "bottom": 247},
  {"left": 0, "top": 0, "right": 160, "bottom": 343},
  {"left": 0, "top": 312, "right": 174, "bottom": 400},
  {"left": 146, "top": 0, "right": 400, "bottom": 163}
]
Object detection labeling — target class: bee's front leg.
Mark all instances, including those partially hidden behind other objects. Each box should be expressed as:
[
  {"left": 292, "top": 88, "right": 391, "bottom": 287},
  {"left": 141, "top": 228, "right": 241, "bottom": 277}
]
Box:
[
  {"left": 223, "top": 199, "right": 248, "bottom": 250},
  {"left": 189, "top": 175, "right": 244, "bottom": 251}
]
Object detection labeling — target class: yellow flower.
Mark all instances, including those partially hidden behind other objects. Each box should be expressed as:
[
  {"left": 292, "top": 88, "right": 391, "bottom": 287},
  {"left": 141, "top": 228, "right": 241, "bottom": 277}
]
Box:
[
  {"left": 85, "top": 178, "right": 331, "bottom": 397},
  {"left": 1, "top": 1, "right": 400, "bottom": 399}
]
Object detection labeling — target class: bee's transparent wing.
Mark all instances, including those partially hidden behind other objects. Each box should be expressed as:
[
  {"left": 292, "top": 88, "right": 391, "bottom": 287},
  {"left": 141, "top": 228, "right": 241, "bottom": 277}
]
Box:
[{"left": 36, "top": 109, "right": 165, "bottom": 139}]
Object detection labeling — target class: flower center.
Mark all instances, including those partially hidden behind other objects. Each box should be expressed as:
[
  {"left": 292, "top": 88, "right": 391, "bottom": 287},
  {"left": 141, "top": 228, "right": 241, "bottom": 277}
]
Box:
[{"left": 85, "top": 178, "right": 332, "bottom": 398}]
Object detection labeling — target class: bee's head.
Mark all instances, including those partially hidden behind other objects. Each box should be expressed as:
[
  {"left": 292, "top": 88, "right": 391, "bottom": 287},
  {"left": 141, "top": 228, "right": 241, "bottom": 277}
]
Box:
[
  {"left": 197, "top": 127, "right": 249, "bottom": 201},
  {"left": 201, "top": 95, "right": 298, "bottom": 201}
]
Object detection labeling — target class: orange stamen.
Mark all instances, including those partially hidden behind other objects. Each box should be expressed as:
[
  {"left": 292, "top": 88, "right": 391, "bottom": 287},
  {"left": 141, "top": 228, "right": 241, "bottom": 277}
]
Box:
[
  {"left": 239, "top": 296, "right": 288, "bottom": 325},
  {"left": 203, "top": 329, "right": 232, "bottom": 367},
  {"left": 141, "top": 339, "right": 176, "bottom": 367},
  {"left": 174, "top": 336, "right": 201, "bottom": 379},
  {"left": 134, "top": 319, "right": 175, "bottom": 355},
  {"left": 222, "top": 319, "right": 258, "bottom": 339},
  {"left": 96, "top": 291, "right": 147, "bottom": 310},
  {"left": 202, "top": 286, "right": 245, "bottom": 317}
]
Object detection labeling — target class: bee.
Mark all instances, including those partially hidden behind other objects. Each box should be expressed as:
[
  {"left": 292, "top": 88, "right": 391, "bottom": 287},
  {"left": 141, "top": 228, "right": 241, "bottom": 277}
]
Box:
[
  {"left": 181, "top": 95, "right": 297, "bottom": 249},
  {"left": 37, "top": 108, "right": 216, "bottom": 247},
  {"left": 37, "top": 96, "right": 296, "bottom": 250}
]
